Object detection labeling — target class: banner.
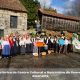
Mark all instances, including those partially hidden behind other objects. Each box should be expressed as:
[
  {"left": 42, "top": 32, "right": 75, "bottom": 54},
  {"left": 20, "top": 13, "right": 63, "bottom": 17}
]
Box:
[
  {"left": 72, "top": 38, "right": 80, "bottom": 49},
  {"left": 72, "top": 38, "right": 80, "bottom": 51}
]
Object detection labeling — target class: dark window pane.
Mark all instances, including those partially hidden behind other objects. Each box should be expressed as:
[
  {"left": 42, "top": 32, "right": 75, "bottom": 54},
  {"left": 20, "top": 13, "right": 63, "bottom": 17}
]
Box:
[{"left": 10, "top": 16, "right": 17, "bottom": 28}]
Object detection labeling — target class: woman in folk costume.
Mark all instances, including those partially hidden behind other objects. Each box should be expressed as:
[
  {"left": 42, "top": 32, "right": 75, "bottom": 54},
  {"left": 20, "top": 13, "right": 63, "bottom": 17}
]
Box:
[
  {"left": 19, "top": 36, "right": 26, "bottom": 55},
  {"left": 0, "top": 37, "right": 4, "bottom": 56},
  {"left": 63, "top": 37, "right": 69, "bottom": 54},
  {"left": 58, "top": 37, "right": 65, "bottom": 54},
  {"left": 2, "top": 36, "right": 10, "bottom": 58},
  {"left": 8, "top": 36, "right": 14, "bottom": 56},
  {"left": 25, "top": 34, "right": 33, "bottom": 54},
  {"left": 0, "top": 37, "right": 2, "bottom": 58}
]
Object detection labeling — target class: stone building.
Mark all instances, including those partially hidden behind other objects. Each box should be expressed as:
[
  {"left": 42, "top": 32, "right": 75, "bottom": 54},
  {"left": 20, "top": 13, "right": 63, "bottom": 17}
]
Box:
[
  {"left": 38, "top": 8, "right": 80, "bottom": 32},
  {"left": 0, "top": 0, "right": 27, "bottom": 37}
]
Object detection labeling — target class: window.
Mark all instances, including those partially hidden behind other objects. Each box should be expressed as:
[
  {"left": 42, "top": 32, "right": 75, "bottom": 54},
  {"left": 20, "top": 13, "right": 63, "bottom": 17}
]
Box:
[{"left": 10, "top": 16, "right": 18, "bottom": 28}]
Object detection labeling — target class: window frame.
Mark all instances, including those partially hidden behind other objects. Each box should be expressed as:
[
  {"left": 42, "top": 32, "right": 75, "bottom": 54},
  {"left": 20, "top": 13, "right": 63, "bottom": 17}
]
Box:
[{"left": 10, "top": 15, "right": 18, "bottom": 28}]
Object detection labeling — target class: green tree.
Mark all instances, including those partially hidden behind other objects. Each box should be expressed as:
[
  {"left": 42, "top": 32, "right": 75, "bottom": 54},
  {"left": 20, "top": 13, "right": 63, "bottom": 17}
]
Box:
[{"left": 20, "top": 0, "right": 40, "bottom": 28}]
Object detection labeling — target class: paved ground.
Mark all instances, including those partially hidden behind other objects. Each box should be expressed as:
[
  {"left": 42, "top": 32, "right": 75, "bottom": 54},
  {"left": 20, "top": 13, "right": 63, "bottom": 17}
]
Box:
[
  {"left": 0, "top": 52, "right": 80, "bottom": 80},
  {"left": 0, "top": 52, "right": 80, "bottom": 68}
]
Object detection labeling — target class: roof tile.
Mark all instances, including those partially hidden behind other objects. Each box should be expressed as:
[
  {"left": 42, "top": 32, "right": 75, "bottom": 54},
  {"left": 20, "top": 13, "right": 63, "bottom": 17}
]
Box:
[
  {"left": 39, "top": 8, "right": 80, "bottom": 21},
  {"left": 0, "top": 0, "right": 27, "bottom": 12}
]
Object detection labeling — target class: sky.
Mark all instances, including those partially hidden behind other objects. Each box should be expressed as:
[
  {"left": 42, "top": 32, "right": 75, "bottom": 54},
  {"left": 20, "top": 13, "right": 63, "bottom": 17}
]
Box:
[{"left": 38, "top": 0, "right": 75, "bottom": 13}]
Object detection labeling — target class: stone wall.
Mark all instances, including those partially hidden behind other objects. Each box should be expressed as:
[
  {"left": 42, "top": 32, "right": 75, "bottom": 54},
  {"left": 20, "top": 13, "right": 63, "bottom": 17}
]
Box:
[{"left": 0, "top": 9, "right": 27, "bottom": 35}]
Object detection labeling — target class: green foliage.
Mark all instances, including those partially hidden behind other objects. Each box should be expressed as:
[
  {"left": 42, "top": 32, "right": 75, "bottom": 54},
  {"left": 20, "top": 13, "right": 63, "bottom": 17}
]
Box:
[
  {"left": 20, "top": 0, "right": 40, "bottom": 27},
  {"left": 31, "top": 33, "right": 36, "bottom": 37},
  {"left": 44, "top": 8, "right": 57, "bottom": 13}
]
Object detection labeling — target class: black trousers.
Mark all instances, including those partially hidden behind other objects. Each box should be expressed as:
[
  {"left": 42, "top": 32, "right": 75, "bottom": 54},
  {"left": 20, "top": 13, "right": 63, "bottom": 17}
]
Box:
[
  {"left": 0, "top": 49, "right": 2, "bottom": 56},
  {"left": 26, "top": 43, "right": 33, "bottom": 54}
]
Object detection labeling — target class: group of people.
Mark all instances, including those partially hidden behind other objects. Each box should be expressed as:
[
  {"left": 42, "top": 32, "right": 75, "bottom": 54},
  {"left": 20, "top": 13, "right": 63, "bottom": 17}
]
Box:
[
  {"left": 0, "top": 33, "right": 33, "bottom": 58},
  {"left": 0, "top": 32, "right": 73, "bottom": 58},
  {"left": 52, "top": 35, "right": 72, "bottom": 54}
]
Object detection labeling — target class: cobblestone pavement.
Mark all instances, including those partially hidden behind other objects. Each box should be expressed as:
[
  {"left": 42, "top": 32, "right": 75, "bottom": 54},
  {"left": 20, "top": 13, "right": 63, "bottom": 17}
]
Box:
[
  {"left": 0, "top": 53, "right": 80, "bottom": 80},
  {"left": 0, "top": 52, "right": 80, "bottom": 68},
  {"left": 0, "top": 52, "right": 80, "bottom": 80}
]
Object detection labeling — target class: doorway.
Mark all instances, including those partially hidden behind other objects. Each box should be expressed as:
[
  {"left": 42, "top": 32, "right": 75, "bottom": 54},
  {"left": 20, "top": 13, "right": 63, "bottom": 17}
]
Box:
[{"left": 0, "top": 29, "right": 4, "bottom": 37}]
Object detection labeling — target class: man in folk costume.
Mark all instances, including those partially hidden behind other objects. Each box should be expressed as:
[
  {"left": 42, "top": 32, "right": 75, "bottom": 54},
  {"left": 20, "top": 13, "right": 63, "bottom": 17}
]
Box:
[
  {"left": 44, "top": 36, "right": 48, "bottom": 45},
  {"left": 19, "top": 36, "right": 26, "bottom": 55},
  {"left": 13, "top": 36, "right": 20, "bottom": 55},
  {"left": 33, "top": 38, "right": 38, "bottom": 56},
  {"left": 53, "top": 36, "right": 59, "bottom": 53},
  {"left": 47, "top": 37, "right": 52, "bottom": 50}
]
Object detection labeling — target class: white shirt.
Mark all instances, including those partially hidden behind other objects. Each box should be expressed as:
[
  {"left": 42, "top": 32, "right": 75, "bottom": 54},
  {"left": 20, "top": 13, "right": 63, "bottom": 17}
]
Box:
[
  {"left": 25, "top": 38, "right": 32, "bottom": 44},
  {"left": 19, "top": 40, "right": 26, "bottom": 46},
  {"left": 44, "top": 38, "right": 48, "bottom": 44},
  {"left": 2, "top": 41, "right": 10, "bottom": 49},
  {"left": 64, "top": 39, "right": 69, "bottom": 45},
  {"left": 51, "top": 38, "right": 54, "bottom": 43},
  {"left": 39, "top": 38, "right": 44, "bottom": 42}
]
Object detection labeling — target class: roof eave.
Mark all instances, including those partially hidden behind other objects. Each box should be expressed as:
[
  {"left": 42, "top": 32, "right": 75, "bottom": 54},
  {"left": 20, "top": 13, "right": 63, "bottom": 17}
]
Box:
[
  {"left": 0, "top": 7, "right": 27, "bottom": 13},
  {"left": 39, "top": 9, "right": 80, "bottom": 21}
]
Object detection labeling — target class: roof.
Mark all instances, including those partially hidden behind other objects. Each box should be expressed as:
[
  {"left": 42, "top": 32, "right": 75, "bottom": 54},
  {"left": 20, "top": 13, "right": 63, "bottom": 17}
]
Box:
[
  {"left": 0, "top": 0, "right": 27, "bottom": 13},
  {"left": 39, "top": 8, "right": 80, "bottom": 21}
]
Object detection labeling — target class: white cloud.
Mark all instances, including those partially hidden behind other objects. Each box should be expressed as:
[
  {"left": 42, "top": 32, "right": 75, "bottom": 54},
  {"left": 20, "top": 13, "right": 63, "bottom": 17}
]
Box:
[
  {"left": 38, "top": 0, "right": 52, "bottom": 8},
  {"left": 52, "top": 6, "right": 65, "bottom": 13},
  {"left": 69, "top": 0, "right": 75, "bottom": 2},
  {"left": 37, "top": 0, "right": 75, "bottom": 14},
  {"left": 52, "top": 0, "right": 75, "bottom": 13},
  {"left": 61, "top": 0, "right": 75, "bottom": 13}
]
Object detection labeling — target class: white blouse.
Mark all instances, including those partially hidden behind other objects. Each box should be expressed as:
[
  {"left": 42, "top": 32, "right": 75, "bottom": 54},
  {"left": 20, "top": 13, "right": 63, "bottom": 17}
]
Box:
[
  {"left": 19, "top": 40, "right": 26, "bottom": 46},
  {"left": 25, "top": 38, "right": 32, "bottom": 44},
  {"left": 2, "top": 41, "right": 10, "bottom": 49},
  {"left": 64, "top": 39, "right": 69, "bottom": 45}
]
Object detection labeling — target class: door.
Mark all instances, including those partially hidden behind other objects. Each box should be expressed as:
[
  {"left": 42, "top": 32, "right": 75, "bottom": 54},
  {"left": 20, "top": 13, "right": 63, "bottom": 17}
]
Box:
[{"left": 0, "top": 29, "right": 4, "bottom": 37}]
